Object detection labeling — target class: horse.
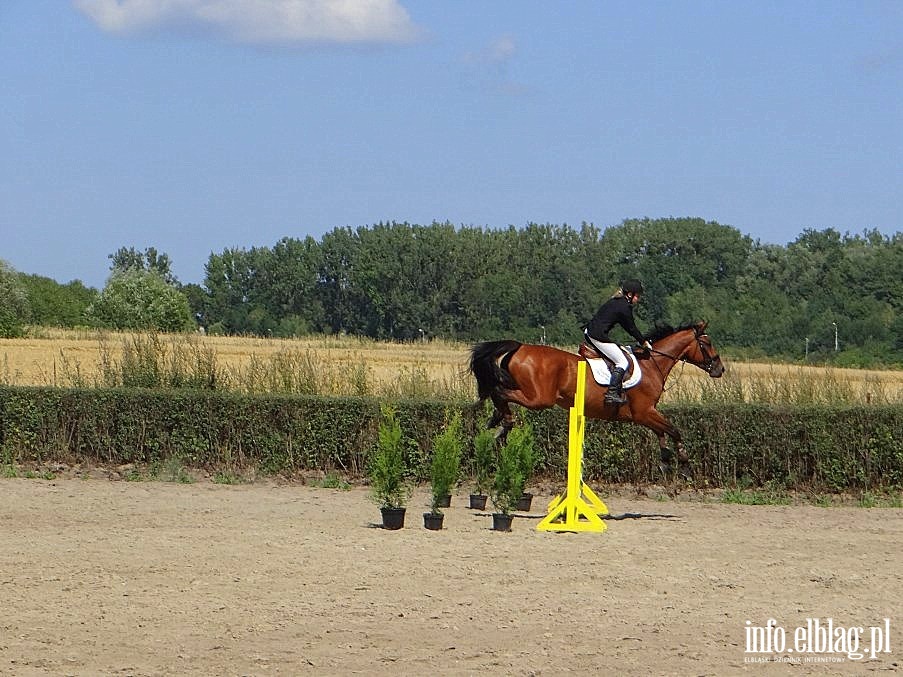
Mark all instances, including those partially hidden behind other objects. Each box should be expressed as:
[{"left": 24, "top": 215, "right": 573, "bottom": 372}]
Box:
[{"left": 468, "top": 321, "right": 725, "bottom": 477}]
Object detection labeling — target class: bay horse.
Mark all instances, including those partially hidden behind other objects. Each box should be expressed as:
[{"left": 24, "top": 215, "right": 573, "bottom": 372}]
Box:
[{"left": 469, "top": 321, "right": 725, "bottom": 477}]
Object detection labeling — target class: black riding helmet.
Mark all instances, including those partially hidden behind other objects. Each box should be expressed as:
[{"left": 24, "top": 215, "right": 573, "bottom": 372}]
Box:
[{"left": 621, "top": 279, "right": 644, "bottom": 296}]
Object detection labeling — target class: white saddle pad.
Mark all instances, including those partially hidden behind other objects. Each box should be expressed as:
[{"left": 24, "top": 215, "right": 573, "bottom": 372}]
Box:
[{"left": 586, "top": 351, "right": 642, "bottom": 389}]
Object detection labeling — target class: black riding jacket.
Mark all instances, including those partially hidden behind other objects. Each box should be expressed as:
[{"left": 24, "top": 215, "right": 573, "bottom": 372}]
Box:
[{"left": 584, "top": 296, "right": 645, "bottom": 344}]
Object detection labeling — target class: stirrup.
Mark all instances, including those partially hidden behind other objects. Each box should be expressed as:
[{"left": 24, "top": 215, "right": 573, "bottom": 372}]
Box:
[{"left": 604, "top": 389, "right": 627, "bottom": 405}]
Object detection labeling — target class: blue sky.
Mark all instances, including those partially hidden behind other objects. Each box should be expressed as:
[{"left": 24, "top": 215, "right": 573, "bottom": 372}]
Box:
[{"left": 2, "top": 1, "right": 901, "bottom": 289}]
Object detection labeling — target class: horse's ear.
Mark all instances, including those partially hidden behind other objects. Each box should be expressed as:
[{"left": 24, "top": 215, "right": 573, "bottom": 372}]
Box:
[{"left": 697, "top": 320, "right": 708, "bottom": 332}]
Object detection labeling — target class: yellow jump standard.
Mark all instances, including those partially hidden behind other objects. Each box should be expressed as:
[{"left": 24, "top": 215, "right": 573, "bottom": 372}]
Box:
[{"left": 537, "top": 359, "right": 609, "bottom": 532}]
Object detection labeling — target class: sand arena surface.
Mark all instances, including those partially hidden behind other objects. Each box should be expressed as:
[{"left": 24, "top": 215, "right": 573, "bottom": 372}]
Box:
[{"left": 1, "top": 478, "right": 901, "bottom": 675}]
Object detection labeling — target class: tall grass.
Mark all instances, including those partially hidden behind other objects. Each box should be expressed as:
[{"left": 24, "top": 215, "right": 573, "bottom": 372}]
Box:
[
  {"left": 57, "top": 331, "right": 472, "bottom": 400},
  {"left": 238, "top": 349, "right": 334, "bottom": 395},
  {"left": 678, "top": 364, "right": 899, "bottom": 405},
  {"left": 94, "top": 333, "right": 221, "bottom": 390},
  {"left": 5, "top": 329, "right": 902, "bottom": 404}
]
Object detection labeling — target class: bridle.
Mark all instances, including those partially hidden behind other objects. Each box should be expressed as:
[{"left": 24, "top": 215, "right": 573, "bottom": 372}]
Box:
[
  {"left": 694, "top": 332, "right": 719, "bottom": 374},
  {"left": 646, "top": 328, "right": 719, "bottom": 376}
]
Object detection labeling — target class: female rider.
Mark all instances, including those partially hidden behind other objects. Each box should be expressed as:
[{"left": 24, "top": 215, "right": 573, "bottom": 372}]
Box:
[{"left": 583, "top": 279, "right": 652, "bottom": 404}]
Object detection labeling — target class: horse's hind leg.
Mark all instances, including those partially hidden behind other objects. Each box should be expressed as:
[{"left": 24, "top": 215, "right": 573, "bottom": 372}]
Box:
[
  {"left": 487, "top": 403, "right": 504, "bottom": 429},
  {"left": 488, "top": 397, "right": 516, "bottom": 444}
]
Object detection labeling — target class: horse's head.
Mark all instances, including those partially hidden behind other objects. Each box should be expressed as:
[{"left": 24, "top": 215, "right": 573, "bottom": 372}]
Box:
[
  {"left": 683, "top": 321, "right": 725, "bottom": 377},
  {"left": 646, "top": 321, "right": 726, "bottom": 377}
]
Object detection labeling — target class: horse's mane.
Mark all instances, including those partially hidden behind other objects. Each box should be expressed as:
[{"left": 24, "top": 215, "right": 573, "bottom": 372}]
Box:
[{"left": 646, "top": 322, "right": 699, "bottom": 344}]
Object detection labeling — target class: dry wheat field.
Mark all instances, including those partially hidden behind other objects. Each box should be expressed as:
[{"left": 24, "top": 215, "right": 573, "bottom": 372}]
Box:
[{"left": 2, "top": 328, "right": 903, "bottom": 403}]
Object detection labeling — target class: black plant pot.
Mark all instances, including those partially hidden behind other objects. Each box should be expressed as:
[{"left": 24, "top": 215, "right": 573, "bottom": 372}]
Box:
[
  {"left": 492, "top": 513, "right": 513, "bottom": 532},
  {"left": 515, "top": 492, "right": 533, "bottom": 512},
  {"left": 469, "top": 494, "right": 488, "bottom": 510},
  {"left": 423, "top": 512, "right": 444, "bottom": 530},
  {"left": 380, "top": 506, "right": 406, "bottom": 530},
  {"left": 435, "top": 494, "right": 451, "bottom": 509}
]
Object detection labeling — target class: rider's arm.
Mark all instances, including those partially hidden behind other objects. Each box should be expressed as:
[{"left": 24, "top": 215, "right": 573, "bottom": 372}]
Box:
[{"left": 619, "top": 306, "right": 646, "bottom": 345}]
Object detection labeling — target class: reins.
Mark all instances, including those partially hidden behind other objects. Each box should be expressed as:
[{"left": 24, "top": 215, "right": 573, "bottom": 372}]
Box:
[{"left": 644, "top": 346, "right": 686, "bottom": 392}]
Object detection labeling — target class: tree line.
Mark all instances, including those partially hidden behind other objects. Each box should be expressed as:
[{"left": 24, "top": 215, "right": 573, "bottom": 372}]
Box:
[{"left": 3, "top": 218, "right": 902, "bottom": 365}]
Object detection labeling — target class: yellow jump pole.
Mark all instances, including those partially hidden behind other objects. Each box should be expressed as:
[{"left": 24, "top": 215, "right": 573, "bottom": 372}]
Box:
[{"left": 537, "top": 359, "right": 608, "bottom": 532}]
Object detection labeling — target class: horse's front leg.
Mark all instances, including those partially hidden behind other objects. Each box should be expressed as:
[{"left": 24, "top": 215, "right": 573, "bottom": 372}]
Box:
[
  {"left": 656, "top": 432, "right": 674, "bottom": 474},
  {"left": 672, "top": 441, "right": 691, "bottom": 481},
  {"left": 656, "top": 436, "right": 689, "bottom": 479},
  {"left": 645, "top": 410, "right": 691, "bottom": 480}
]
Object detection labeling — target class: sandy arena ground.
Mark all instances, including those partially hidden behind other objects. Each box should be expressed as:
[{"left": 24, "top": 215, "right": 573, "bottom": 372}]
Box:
[{"left": 1, "top": 478, "right": 901, "bottom": 676}]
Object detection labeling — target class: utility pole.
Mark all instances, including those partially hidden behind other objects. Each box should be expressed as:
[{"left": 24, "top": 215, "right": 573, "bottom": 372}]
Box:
[{"left": 832, "top": 322, "right": 838, "bottom": 352}]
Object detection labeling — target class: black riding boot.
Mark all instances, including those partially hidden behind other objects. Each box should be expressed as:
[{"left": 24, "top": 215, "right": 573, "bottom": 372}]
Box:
[{"left": 604, "top": 367, "right": 627, "bottom": 404}]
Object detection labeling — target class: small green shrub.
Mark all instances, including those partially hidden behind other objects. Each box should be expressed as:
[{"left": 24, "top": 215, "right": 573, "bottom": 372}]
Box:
[
  {"left": 429, "top": 412, "right": 463, "bottom": 514},
  {"left": 491, "top": 430, "right": 528, "bottom": 515},
  {"left": 812, "top": 494, "right": 834, "bottom": 508},
  {"left": 513, "top": 423, "right": 537, "bottom": 489},
  {"left": 312, "top": 471, "right": 351, "bottom": 490},
  {"left": 721, "top": 481, "right": 791, "bottom": 506},
  {"left": 166, "top": 456, "right": 194, "bottom": 483},
  {"left": 472, "top": 427, "right": 495, "bottom": 495},
  {"left": 213, "top": 470, "right": 246, "bottom": 485},
  {"left": 368, "top": 406, "right": 412, "bottom": 509},
  {"left": 858, "top": 491, "right": 878, "bottom": 508}
]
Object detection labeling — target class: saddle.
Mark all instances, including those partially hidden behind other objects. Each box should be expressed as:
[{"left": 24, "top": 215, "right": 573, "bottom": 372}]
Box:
[
  {"left": 577, "top": 341, "right": 642, "bottom": 389},
  {"left": 578, "top": 340, "right": 637, "bottom": 370}
]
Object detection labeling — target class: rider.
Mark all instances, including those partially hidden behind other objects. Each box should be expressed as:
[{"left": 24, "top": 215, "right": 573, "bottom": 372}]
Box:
[{"left": 584, "top": 279, "right": 652, "bottom": 405}]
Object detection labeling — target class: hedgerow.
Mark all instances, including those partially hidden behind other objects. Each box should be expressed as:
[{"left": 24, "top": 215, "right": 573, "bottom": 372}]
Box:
[{"left": 1, "top": 386, "right": 901, "bottom": 491}]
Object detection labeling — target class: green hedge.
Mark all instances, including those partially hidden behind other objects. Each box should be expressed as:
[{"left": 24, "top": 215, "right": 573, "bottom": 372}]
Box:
[{"left": 1, "top": 387, "right": 902, "bottom": 491}]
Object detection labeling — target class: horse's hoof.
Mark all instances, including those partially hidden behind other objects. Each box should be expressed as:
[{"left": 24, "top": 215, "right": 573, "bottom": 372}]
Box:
[
  {"left": 658, "top": 462, "right": 673, "bottom": 477},
  {"left": 677, "top": 463, "right": 693, "bottom": 482}
]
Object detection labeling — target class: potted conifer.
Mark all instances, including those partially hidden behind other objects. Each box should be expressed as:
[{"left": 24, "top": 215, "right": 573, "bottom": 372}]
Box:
[
  {"left": 469, "top": 427, "right": 495, "bottom": 510},
  {"left": 489, "top": 428, "right": 528, "bottom": 531},
  {"left": 368, "top": 406, "right": 412, "bottom": 529},
  {"left": 514, "top": 423, "right": 537, "bottom": 511},
  {"left": 425, "top": 412, "right": 463, "bottom": 530}
]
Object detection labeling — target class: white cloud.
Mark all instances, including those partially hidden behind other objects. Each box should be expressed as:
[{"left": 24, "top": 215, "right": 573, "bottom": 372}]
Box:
[
  {"left": 464, "top": 34, "right": 516, "bottom": 65},
  {"left": 461, "top": 34, "right": 527, "bottom": 96},
  {"left": 487, "top": 35, "right": 515, "bottom": 63},
  {"left": 73, "top": 0, "right": 423, "bottom": 45}
]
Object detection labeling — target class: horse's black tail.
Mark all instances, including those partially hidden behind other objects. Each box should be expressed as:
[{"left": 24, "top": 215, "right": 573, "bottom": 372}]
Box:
[{"left": 469, "top": 340, "right": 522, "bottom": 402}]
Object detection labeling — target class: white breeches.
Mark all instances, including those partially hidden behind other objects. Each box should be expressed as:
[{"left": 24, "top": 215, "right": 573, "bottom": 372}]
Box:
[{"left": 587, "top": 336, "right": 628, "bottom": 370}]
